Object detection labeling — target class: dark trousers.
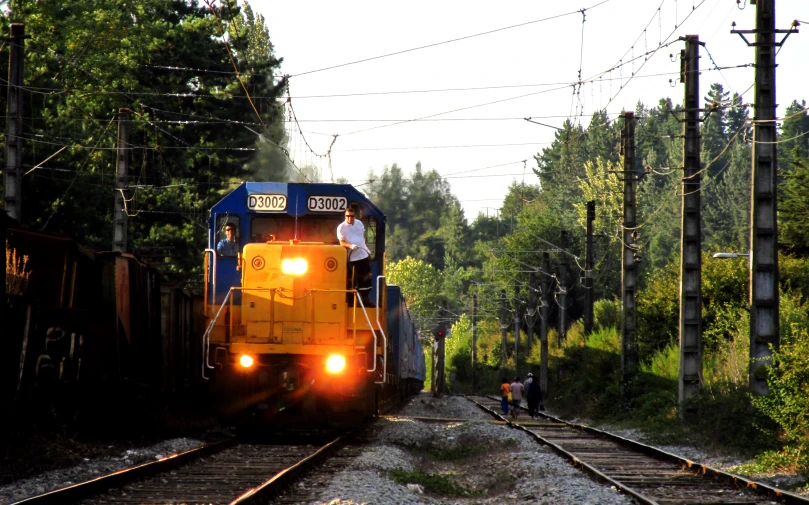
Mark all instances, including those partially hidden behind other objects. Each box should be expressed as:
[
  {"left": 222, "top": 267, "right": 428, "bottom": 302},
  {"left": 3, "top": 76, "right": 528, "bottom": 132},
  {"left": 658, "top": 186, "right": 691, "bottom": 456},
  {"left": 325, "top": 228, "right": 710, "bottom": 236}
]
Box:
[{"left": 347, "top": 257, "right": 372, "bottom": 305}]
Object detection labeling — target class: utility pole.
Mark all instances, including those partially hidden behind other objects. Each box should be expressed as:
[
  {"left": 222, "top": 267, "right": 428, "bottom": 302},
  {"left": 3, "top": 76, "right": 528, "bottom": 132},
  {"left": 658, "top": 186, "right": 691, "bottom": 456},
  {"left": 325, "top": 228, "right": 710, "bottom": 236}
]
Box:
[
  {"left": 526, "top": 271, "right": 536, "bottom": 350},
  {"left": 557, "top": 231, "right": 568, "bottom": 346},
  {"left": 4, "top": 24, "right": 25, "bottom": 221},
  {"left": 430, "top": 341, "right": 436, "bottom": 393},
  {"left": 679, "top": 35, "right": 704, "bottom": 406},
  {"left": 513, "top": 281, "right": 521, "bottom": 362},
  {"left": 621, "top": 112, "right": 638, "bottom": 395},
  {"left": 113, "top": 109, "right": 131, "bottom": 252},
  {"left": 732, "top": 0, "right": 797, "bottom": 396},
  {"left": 471, "top": 293, "right": 478, "bottom": 393},
  {"left": 500, "top": 289, "right": 508, "bottom": 364},
  {"left": 584, "top": 201, "right": 595, "bottom": 335},
  {"left": 436, "top": 304, "right": 446, "bottom": 394},
  {"left": 540, "top": 253, "right": 550, "bottom": 396}
]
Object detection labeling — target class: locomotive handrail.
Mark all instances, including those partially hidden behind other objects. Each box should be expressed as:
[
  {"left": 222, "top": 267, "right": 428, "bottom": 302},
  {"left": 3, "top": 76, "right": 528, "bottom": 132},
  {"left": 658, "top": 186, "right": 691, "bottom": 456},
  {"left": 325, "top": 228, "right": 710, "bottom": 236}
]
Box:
[
  {"left": 201, "top": 287, "right": 233, "bottom": 380},
  {"left": 375, "top": 275, "right": 387, "bottom": 384},
  {"left": 352, "top": 294, "right": 378, "bottom": 374},
  {"left": 203, "top": 249, "right": 216, "bottom": 315}
]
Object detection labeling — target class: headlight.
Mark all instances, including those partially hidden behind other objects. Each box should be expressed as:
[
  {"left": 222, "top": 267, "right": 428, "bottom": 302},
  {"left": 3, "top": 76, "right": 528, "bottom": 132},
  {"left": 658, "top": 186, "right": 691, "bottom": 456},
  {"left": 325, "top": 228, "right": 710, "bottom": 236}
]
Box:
[
  {"left": 239, "top": 355, "right": 254, "bottom": 368},
  {"left": 281, "top": 258, "right": 308, "bottom": 275},
  {"left": 326, "top": 354, "right": 346, "bottom": 374}
]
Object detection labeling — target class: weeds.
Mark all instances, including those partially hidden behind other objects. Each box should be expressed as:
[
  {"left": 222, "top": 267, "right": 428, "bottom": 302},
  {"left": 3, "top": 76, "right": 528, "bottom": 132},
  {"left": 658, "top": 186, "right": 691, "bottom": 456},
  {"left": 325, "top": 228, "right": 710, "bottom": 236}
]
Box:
[
  {"left": 389, "top": 469, "right": 479, "bottom": 497},
  {"left": 425, "top": 443, "right": 487, "bottom": 461},
  {"left": 6, "top": 240, "right": 30, "bottom": 295}
]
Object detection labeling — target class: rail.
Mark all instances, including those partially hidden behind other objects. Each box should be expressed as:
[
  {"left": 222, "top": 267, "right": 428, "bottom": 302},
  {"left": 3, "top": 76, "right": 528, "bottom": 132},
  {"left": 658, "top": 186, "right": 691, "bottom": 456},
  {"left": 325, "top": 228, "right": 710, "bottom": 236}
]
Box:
[{"left": 471, "top": 395, "right": 809, "bottom": 505}]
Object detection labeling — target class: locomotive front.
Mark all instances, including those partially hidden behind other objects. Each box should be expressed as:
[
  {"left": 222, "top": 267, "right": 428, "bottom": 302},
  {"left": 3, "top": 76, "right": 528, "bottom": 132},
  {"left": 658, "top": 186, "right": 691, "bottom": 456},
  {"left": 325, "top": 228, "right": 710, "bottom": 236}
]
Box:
[{"left": 203, "top": 183, "right": 387, "bottom": 427}]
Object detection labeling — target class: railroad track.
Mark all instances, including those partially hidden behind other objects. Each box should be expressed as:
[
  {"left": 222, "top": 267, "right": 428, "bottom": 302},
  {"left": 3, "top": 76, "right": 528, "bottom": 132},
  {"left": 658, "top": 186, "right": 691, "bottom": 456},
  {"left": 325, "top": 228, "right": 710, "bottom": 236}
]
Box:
[
  {"left": 468, "top": 395, "right": 808, "bottom": 505},
  {"left": 11, "top": 433, "right": 352, "bottom": 505}
]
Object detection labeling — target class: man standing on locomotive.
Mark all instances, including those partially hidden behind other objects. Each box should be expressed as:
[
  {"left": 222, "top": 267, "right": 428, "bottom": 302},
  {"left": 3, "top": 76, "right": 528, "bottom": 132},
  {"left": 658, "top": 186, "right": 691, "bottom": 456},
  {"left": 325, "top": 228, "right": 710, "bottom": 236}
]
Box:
[{"left": 337, "top": 203, "right": 374, "bottom": 307}]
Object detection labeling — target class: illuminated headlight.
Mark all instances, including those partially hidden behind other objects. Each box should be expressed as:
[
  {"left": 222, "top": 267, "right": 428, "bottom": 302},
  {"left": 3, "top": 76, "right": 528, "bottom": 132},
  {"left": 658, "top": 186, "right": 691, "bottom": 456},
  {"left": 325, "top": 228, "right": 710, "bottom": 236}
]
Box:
[
  {"left": 239, "top": 355, "right": 254, "bottom": 368},
  {"left": 281, "top": 258, "right": 308, "bottom": 275},
  {"left": 326, "top": 355, "right": 346, "bottom": 374}
]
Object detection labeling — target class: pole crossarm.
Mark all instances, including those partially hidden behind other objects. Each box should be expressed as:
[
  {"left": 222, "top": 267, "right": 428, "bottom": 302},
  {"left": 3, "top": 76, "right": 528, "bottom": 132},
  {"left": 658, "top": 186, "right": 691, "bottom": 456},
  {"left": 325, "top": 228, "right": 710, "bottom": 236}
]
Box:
[{"left": 731, "top": 23, "right": 799, "bottom": 47}]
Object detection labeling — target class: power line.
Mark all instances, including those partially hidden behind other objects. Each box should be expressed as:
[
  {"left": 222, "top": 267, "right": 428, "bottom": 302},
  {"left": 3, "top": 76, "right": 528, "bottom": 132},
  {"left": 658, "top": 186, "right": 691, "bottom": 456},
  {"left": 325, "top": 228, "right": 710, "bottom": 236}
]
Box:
[
  {"left": 335, "top": 142, "right": 551, "bottom": 152},
  {"left": 289, "top": 0, "right": 612, "bottom": 77}
]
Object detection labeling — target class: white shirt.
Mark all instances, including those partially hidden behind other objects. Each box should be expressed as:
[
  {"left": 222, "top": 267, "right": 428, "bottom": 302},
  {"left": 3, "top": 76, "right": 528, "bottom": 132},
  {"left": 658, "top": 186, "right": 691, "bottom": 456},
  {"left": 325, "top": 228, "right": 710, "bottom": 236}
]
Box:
[{"left": 337, "top": 219, "right": 370, "bottom": 261}]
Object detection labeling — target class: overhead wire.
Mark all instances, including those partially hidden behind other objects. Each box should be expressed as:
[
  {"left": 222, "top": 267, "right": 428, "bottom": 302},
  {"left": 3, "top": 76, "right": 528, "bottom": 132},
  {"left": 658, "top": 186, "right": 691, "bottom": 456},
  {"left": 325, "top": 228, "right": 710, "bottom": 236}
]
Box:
[
  {"left": 40, "top": 117, "right": 116, "bottom": 231},
  {"left": 289, "top": 0, "right": 612, "bottom": 77}
]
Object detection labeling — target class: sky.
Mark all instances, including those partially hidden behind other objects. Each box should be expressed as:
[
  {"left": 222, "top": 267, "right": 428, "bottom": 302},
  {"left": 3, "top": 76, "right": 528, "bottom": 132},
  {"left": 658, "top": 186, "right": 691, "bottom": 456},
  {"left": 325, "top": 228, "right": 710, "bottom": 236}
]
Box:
[{"left": 256, "top": 0, "right": 808, "bottom": 221}]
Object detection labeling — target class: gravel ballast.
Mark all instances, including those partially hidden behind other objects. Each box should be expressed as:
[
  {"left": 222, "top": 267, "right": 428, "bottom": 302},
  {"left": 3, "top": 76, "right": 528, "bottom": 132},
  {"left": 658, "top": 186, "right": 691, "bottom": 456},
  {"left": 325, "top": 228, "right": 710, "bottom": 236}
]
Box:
[
  {"left": 288, "top": 393, "right": 633, "bottom": 505},
  {"left": 0, "top": 437, "right": 206, "bottom": 505}
]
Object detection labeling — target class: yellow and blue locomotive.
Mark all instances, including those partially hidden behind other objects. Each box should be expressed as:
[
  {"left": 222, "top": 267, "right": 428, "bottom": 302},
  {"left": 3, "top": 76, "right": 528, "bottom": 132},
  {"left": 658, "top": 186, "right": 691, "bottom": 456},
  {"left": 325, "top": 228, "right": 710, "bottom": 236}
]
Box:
[{"left": 202, "top": 182, "right": 424, "bottom": 427}]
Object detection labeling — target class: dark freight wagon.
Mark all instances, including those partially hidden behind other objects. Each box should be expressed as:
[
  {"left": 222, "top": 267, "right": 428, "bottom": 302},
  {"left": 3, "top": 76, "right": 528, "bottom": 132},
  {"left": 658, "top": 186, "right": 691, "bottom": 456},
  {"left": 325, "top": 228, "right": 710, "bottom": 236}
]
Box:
[{"left": 2, "top": 223, "right": 204, "bottom": 424}]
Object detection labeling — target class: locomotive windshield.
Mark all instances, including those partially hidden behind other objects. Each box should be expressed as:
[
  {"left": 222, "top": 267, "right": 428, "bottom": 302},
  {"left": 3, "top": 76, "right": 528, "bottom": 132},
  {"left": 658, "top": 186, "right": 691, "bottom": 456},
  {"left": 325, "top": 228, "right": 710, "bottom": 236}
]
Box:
[{"left": 250, "top": 215, "right": 378, "bottom": 258}]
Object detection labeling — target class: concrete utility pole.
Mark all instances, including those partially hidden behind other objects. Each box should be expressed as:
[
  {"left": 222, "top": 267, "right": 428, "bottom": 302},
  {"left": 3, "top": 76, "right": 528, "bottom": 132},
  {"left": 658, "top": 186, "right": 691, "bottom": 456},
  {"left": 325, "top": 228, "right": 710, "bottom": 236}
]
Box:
[
  {"left": 584, "top": 201, "right": 595, "bottom": 334},
  {"left": 113, "top": 109, "right": 131, "bottom": 252},
  {"left": 679, "top": 35, "right": 704, "bottom": 406},
  {"left": 526, "top": 270, "right": 536, "bottom": 350},
  {"left": 557, "top": 231, "right": 568, "bottom": 346},
  {"left": 732, "top": 0, "right": 797, "bottom": 396},
  {"left": 621, "top": 112, "right": 639, "bottom": 393},
  {"left": 500, "top": 289, "right": 508, "bottom": 363},
  {"left": 471, "top": 293, "right": 478, "bottom": 393},
  {"left": 430, "top": 341, "right": 436, "bottom": 393},
  {"left": 540, "top": 253, "right": 550, "bottom": 396},
  {"left": 4, "top": 24, "right": 25, "bottom": 221},
  {"left": 436, "top": 305, "right": 446, "bottom": 394},
  {"left": 513, "top": 281, "right": 521, "bottom": 362}
]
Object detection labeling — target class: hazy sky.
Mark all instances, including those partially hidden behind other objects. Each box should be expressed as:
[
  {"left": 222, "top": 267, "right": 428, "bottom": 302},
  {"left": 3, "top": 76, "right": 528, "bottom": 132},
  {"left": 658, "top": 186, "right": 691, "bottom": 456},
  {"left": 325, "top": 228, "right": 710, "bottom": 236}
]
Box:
[{"left": 256, "top": 0, "right": 807, "bottom": 220}]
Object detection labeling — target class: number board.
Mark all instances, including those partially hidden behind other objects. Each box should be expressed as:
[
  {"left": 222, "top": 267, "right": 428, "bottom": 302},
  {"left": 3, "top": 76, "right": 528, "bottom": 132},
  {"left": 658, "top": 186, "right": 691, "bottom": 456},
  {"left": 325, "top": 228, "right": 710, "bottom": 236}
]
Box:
[
  {"left": 247, "top": 194, "right": 287, "bottom": 212},
  {"left": 307, "top": 196, "right": 347, "bottom": 212}
]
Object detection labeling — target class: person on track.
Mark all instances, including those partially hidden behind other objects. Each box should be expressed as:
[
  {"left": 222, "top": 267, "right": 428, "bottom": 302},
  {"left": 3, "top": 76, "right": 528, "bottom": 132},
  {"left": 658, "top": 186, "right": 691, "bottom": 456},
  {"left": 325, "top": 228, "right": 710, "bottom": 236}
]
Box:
[
  {"left": 510, "top": 377, "right": 525, "bottom": 419},
  {"left": 526, "top": 372, "right": 544, "bottom": 419},
  {"left": 500, "top": 377, "right": 511, "bottom": 416}
]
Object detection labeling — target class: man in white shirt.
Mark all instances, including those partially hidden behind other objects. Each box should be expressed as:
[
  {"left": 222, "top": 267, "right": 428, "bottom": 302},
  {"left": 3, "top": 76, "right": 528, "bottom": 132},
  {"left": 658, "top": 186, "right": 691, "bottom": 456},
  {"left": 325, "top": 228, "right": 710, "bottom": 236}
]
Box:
[{"left": 337, "top": 204, "right": 374, "bottom": 307}]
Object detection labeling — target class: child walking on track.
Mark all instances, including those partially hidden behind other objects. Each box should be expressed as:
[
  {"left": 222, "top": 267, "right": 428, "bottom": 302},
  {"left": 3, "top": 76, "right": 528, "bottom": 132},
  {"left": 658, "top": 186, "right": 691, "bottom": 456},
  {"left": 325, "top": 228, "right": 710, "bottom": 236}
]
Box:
[{"left": 500, "top": 378, "right": 511, "bottom": 415}]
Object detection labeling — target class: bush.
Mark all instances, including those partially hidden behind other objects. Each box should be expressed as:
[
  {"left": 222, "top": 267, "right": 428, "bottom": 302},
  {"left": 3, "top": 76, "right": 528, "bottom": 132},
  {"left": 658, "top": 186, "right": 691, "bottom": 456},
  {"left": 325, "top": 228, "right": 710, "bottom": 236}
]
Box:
[
  {"left": 637, "top": 250, "right": 751, "bottom": 361},
  {"left": 751, "top": 294, "right": 809, "bottom": 475},
  {"left": 593, "top": 298, "right": 619, "bottom": 331}
]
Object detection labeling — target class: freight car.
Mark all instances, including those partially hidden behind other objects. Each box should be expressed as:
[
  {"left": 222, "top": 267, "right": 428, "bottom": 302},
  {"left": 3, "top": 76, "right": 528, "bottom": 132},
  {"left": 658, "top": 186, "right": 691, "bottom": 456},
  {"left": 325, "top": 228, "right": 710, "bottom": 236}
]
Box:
[
  {"left": 2, "top": 222, "right": 202, "bottom": 426},
  {"left": 202, "top": 182, "right": 425, "bottom": 427}
]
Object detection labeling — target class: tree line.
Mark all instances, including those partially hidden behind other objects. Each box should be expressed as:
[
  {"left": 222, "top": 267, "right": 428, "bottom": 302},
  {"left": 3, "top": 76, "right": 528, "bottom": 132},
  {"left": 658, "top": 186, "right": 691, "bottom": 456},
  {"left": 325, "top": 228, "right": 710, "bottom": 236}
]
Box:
[
  {"left": 377, "top": 90, "right": 809, "bottom": 472},
  {"left": 0, "top": 0, "right": 298, "bottom": 286}
]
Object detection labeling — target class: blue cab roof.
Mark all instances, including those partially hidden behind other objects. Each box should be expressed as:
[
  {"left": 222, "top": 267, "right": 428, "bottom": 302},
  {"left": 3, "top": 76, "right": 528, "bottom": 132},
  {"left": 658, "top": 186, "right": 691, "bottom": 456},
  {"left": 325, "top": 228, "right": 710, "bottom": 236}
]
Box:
[{"left": 210, "top": 182, "right": 385, "bottom": 220}]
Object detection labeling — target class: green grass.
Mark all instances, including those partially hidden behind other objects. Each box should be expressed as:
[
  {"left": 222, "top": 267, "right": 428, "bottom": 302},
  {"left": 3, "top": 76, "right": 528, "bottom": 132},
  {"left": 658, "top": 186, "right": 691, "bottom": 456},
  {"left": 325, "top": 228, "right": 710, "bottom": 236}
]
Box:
[
  {"left": 388, "top": 469, "right": 480, "bottom": 497},
  {"left": 424, "top": 443, "right": 487, "bottom": 461}
]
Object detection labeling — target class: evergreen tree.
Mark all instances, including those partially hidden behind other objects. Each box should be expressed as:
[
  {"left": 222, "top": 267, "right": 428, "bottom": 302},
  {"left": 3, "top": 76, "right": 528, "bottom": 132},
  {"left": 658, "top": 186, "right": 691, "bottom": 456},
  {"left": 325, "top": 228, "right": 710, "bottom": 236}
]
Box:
[
  {"left": 701, "top": 83, "right": 730, "bottom": 177},
  {"left": 726, "top": 92, "right": 751, "bottom": 143},
  {"left": 779, "top": 100, "right": 809, "bottom": 175},
  {"left": 702, "top": 142, "right": 751, "bottom": 251},
  {"left": 779, "top": 154, "right": 809, "bottom": 255}
]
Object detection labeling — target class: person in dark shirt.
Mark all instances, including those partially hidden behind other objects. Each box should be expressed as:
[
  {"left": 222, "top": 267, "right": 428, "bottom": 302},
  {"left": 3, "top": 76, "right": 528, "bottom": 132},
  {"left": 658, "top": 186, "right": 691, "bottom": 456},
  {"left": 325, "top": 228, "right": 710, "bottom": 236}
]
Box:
[{"left": 526, "top": 372, "right": 544, "bottom": 419}]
